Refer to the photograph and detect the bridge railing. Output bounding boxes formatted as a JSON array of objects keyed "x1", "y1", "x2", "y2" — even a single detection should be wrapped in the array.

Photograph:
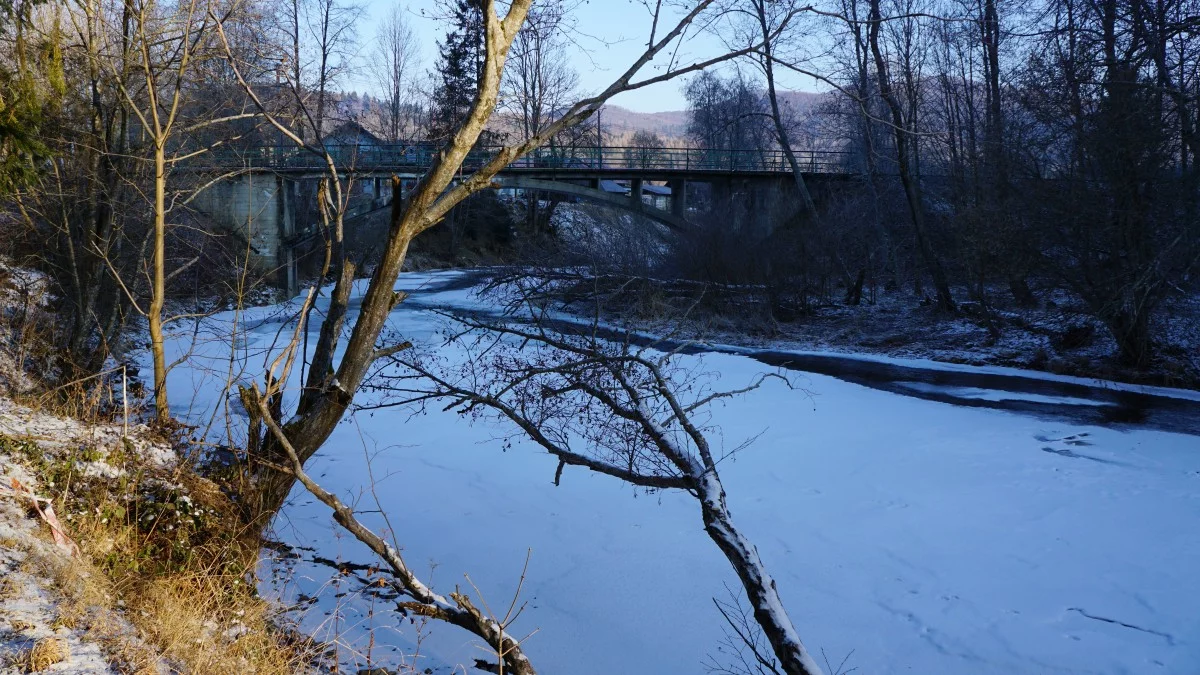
[
  {"x1": 506, "y1": 146, "x2": 850, "y2": 173},
  {"x1": 199, "y1": 143, "x2": 851, "y2": 174}
]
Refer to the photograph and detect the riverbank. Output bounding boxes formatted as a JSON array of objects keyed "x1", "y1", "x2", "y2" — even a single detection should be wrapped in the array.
[
  {"x1": 0, "y1": 394, "x2": 320, "y2": 674},
  {"x1": 0, "y1": 257, "x2": 318, "y2": 675},
  {"x1": 474, "y1": 268, "x2": 1200, "y2": 391}
]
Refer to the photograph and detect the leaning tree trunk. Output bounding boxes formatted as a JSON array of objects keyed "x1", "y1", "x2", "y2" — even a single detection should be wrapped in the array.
[
  {"x1": 248, "y1": 183, "x2": 418, "y2": 523},
  {"x1": 756, "y1": 0, "x2": 816, "y2": 217},
  {"x1": 696, "y1": 473, "x2": 824, "y2": 675}
]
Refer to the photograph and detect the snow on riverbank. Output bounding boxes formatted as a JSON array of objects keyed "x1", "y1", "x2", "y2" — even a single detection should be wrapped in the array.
[
  {"x1": 398, "y1": 270, "x2": 1200, "y2": 404},
  {"x1": 158, "y1": 271, "x2": 1200, "y2": 674},
  {"x1": 0, "y1": 398, "x2": 173, "y2": 674}
]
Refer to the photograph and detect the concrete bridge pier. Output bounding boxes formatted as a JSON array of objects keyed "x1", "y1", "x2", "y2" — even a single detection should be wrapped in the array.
[
  {"x1": 711, "y1": 177, "x2": 732, "y2": 209},
  {"x1": 190, "y1": 173, "x2": 298, "y2": 291},
  {"x1": 747, "y1": 179, "x2": 772, "y2": 234},
  {"x1": 670, "y1": 179, "x2": 687, "y2": 217}
]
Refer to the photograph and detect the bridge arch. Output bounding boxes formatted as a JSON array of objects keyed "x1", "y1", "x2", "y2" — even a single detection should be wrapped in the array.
[{"x1": 491, "y1": 176, "x2": 689, "y2": 230}]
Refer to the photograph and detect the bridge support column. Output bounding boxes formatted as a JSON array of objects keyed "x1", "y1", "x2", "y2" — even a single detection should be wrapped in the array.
[
  {"x1": 749, "y1": 182, "x2": 771, "y2": 234},
  {"x1": 285, "y1": 247, "x2": 298, "y2": 298},
  {"x1": 711, "y1": 178, "x2": 731, "y2": 210},
  {"x1": 670, "y1": 179, "x2": 687, "y2": 217},
  {"x1": 279, "y1": 177, "x2": 299, "y2": 296},
  {"x1": 631, "y1": 178, "x2": 643, "y2": 207}
]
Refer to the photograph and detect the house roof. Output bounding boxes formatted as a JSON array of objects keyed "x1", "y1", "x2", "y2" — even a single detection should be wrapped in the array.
[{"x1": 327, "y1": 120, "x2": 383, "y2": 145}]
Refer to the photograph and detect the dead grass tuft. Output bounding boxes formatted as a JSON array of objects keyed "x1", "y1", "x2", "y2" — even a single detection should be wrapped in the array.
[
  {"x1": 50, "y1": 606, "x2": 79, "y2": 631},
  {"x1": 24, "y1": 636, "x2": 68, "y2": 672}
]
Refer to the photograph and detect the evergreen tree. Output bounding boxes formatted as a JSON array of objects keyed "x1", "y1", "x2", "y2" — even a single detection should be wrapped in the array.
[
  {"x1": 0, "y1": 0, "x2": 57, "y2": 194},
  {"x1": 429, "y1": 0, "x2": 486, "y2": 142}
]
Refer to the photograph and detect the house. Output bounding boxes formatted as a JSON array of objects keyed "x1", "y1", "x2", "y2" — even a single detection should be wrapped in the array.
[
  {"x1": 642, "y1": 183, "x2": 672, "y2": 210},
  {"x1": 325, "y1": 120, "x2": 384, "y2": 147}
]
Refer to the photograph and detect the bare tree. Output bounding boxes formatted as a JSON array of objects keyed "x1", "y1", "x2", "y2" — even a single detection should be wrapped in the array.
[
  {"x1": 369, "y1": 4, "x2": 419, "y2": 142},
  {"x1": 1014, "y1": 0, "x2": 1200, "y2": 364},
  {"x1": 502, "y1": 0, "x2": 577, "y2": 233},
  {"x1": 866, "y1": 0, "x2": 956, "y2": 311},
  {"x1": 685, "y1": 69, "x2": 775, "y2": 164},
  {"x1": 383, "y1": 299, "x2": 825, "y2": 675},
  {"x1": 274, "y1": 0, "x2": 362, "y2": 139},
  {"x1": 213, "y1": 5, "x2": 821, "y2": 670},
  {"x1": 16, "y1": 0, "x2": 135, "y2": 374},
  {"x1": 728, "y1": 0, "x2": 817, "y2": 214},
  {"x1": 86, "y1": 0, "x2": 252, "y2": 420},
  {"x1": 625, "y1": 129, "x2": 666, "y2": 168},
  {"x1": 503, "y1": 0, "x2": 578, "y2": 142}
]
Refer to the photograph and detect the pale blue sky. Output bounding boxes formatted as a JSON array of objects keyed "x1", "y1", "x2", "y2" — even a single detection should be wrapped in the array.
[{"x1": 353, "y1": 0, "x2": 820, "y2": 112}]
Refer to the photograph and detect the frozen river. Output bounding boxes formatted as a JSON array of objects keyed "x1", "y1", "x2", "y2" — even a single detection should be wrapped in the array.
[{"x1": 158, "y1": 270, "x2": 1200, "y2": 674}]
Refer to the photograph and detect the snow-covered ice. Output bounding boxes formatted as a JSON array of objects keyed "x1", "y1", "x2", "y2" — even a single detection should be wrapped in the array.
[
  {"x1": 894, "y1": 381, "x2": 1109, "y2": 406},
  {"x1": 155, "y1": 271, "x2": 1200, "y2": 674}
]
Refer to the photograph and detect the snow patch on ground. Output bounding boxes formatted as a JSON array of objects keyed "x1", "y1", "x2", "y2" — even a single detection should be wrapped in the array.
[
  {"x1": 0, "y1": 257, "x2": 51, "y2": 310},
  {"x1": 0, "y1": 445, "x2": 163, "y2": 675},
  {"x1": 0, "y1": 482, "x2": 118, "y2": 674},
  {"x1": 0, "y1": 398, "x2": 178, "y2": 474},
  {"x1": 0, "y1": 387, "x2": 177, "y2": 674}
]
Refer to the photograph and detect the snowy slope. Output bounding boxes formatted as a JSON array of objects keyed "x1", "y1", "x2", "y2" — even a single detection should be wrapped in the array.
[{"x1": 156, "y1": 272, "x2": 1200, "y2": 675}]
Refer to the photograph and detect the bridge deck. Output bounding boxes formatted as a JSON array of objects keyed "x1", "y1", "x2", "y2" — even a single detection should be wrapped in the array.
[{"x1": 198, "y1": 143, "x2": 852, "y2": 176}]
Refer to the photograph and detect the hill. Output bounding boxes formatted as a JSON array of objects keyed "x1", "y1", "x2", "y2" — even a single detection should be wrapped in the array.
[{"x1": 599, "y1": 90, "x2": 827, "y2": 141}]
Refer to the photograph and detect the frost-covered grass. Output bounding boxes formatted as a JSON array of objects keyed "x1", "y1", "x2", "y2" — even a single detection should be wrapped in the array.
[
  {"x1": 151, "y1": 271, "x2": 1200, "y2": 675},
  {"x1": 0, "y1": 396, "x2": 316, "y2": 674}
]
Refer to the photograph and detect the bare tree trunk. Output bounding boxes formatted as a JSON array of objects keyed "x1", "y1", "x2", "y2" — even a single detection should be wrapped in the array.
[
  {"x1": 697, "y1": 473, "x2": 823, "y2": 675},
  {"x1": 867, "y1": 0, "x2": 955, "y2": 312},
  {"x1": 754, "y1": 0, "x2": 816, "y2": 216},
  {"x1": 149, "y1": 143, "x2": 169, "y2": 421}
]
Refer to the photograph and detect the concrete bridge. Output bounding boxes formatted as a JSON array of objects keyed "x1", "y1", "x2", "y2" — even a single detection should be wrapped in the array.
[{"x1": 187, "y1": 143, "x2": 852, "y2": 290}]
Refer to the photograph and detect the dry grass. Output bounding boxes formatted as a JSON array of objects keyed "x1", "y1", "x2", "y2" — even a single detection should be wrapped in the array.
[
  {"x1": 23, "y1": 636, "x2": 68, "y2": 672},
  {"x1": 13, "y1": 448, "x2": 322, "y2": 675},
  {"x1": 1, "y1": 259, "x2": 322, "y2": 673},
  {"x1": 0, "y1": 576, "x2": 17, "y2": 601}
]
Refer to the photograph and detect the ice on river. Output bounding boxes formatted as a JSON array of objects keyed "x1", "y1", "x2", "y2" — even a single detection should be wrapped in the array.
[{"x1": 156, "y1": 271, "x2": 1200, "y2": 675}]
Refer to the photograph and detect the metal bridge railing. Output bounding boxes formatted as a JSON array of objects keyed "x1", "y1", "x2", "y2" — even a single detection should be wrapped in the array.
[{"x1": 200, "y1": 143, "x2": 851, "y2": 175}]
